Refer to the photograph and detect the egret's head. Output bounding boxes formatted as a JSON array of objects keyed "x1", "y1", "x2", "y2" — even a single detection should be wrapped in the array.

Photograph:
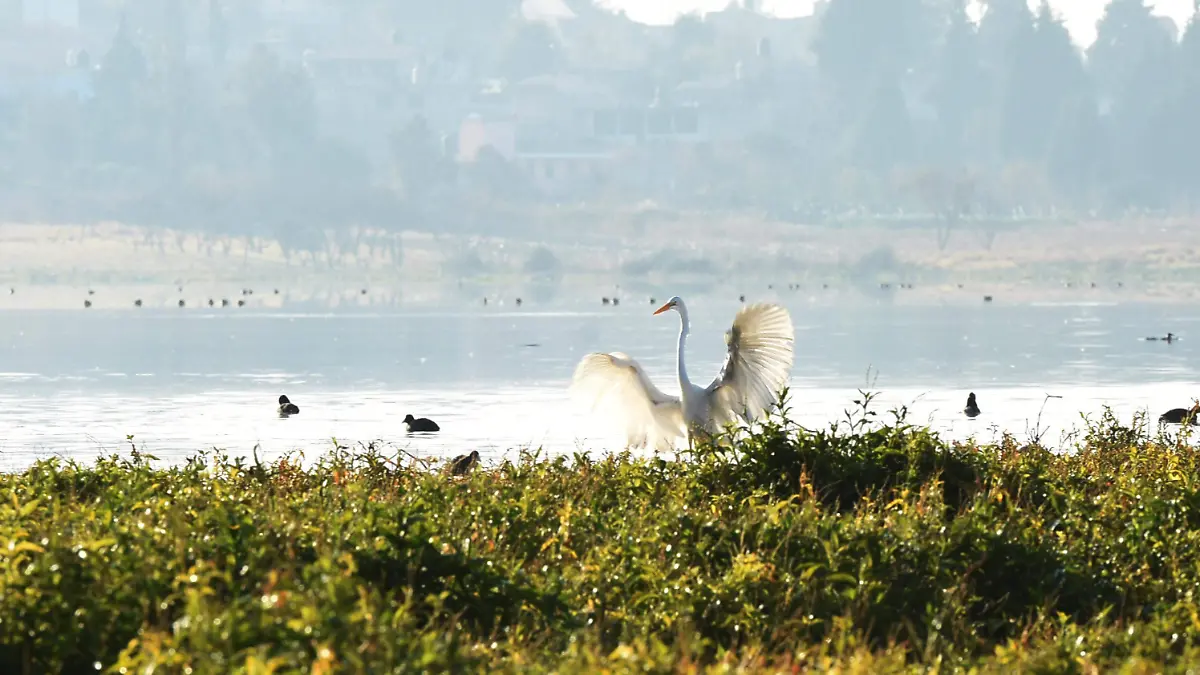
[{"x1": 652, "y1": 296, "x2": 683, "y2": 316}]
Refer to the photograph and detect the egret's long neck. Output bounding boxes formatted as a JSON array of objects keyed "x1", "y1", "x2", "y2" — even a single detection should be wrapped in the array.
[{"x1": 675, "y1": 307, "x2": 691, "y2": 391}]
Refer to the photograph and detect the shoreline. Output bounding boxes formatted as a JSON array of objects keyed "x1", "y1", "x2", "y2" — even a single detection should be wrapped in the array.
[{"x1": 0, "y1": 217, "x2": 1197, "y2": 310}]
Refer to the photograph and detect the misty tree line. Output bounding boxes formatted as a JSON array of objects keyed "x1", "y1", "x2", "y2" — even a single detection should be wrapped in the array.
[
  {"x1": 0, "y1": 0, "x2": 1198, "y2": 252},
  {"x1": 0, "y1": 6, "x2": 441, "y2": 267},
  {"x1": 670, "y1": 0, "x2": 1200, "y2": 221},
  {"x1": 791, "y1": 0, "x2": 1200, "y2": 217}
]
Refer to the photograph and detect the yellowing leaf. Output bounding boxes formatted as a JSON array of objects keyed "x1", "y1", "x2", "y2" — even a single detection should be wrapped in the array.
[
  {"x1": 5, "y1": 540, "x2": 45, "y2": 555},
  {"x1": 18, "y1": 498, "x2": 41, "y2": 517}
]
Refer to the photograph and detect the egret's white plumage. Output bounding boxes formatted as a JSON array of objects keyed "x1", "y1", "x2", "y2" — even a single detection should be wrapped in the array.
[
  {"x1": 570, "y1": 296, "x2": 794, "y2": 449},
  {"x1": 571, "y1": 352, "x2": 686, "y2": 450}
]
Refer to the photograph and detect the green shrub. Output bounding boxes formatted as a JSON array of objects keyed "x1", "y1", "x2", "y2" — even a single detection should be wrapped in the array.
[{"x1": 2, "y1": 400, "x2": 1200, "y2": 672}]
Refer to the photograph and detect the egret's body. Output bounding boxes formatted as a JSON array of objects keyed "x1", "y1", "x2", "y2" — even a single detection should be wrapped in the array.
[{"x1": 571, "y1": 296, "x2": 794, "y2": 450}]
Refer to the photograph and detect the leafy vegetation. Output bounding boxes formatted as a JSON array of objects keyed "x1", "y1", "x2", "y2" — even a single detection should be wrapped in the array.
[{"x1": 3, "y1": 398, "x2": 1200, "y2": 672}]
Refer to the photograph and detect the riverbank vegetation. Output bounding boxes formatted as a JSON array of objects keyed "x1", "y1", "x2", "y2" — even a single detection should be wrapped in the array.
[{"x1": 2, "y1": 400, "x2": 1199, "y2": 672}]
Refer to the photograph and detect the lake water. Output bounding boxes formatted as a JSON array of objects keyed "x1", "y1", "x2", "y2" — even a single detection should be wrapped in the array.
[{"x1": 1, "y1": 297, "x2": 1197, "y2": 470}]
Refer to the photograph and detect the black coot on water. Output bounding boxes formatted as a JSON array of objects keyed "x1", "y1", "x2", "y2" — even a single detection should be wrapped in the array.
[
  {"x1": 964, "y1": 393, "x2": 980, "y2": 418},
  {"x1": 1159, "y1": 403, "x2": 1199, "y2": 425},
  {"x1": 278, "y1": 395, "x2": 300, "y2": 417},
  {"x1": 404, "y1": 414, "x2": 439, "y2": 432}
]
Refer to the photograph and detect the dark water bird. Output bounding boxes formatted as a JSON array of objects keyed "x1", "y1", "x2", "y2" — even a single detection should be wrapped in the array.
[
  {"x1": 88, "y1": 289, "x2": 95, "y2": 295},
  {"x1": 821, "y1": 284, "x2": 828, "y2": 289},
  {"x1": 1090, "y1": 282, "x2": 1096, "y2": 288},
  {"x1": 404, "y1": 414, "x2": 440, "y2": 432},
  {"x1": 767, "y1": 284, "x2": 773, "y2": 290},
  {"x1": 649, "y1": 297, "x2": 656, "y2": 305},
  {"x1": 602, "y1": 297, "x2": 610, "y2": 305},
  {"x1": 278, "y1": 395, "x2": 300, "y2": 416},
  {"x1": 84, "y1": 300, "x2": 91, "y2": 308},
  {"x1": 447, "y1": 450, "x2": 480, "y2": 476},
  {"x1": 515, "y1": 298, "x2": 523, "y2": 306},
  {"x1": 739, "y1": 294, "x2": 745, "y2": 302},
  {"x1": 483, "y1": 298, "x2": 488, "y2": 306},
  {"x1": 237, "y1": 299, "x2": 245, "y2": 307},
  {"x1": 361, "y1": 289, "x2": 367, "y2": 295},
  {"x1": 208, "y1": 299, "x2": 214, "y2": 307},
  {"x1": 274, "y1": 289, "x2": 280, "y2": 294},
  {"x1": 964, "y1": 392, "x2": 980, "y2": 418},
  {"x1": 178, "y1": 299, "x2": 185, "y2": 307},
  {"x1": 221, "y1": 299, "x2": 229, "y2": 307},
  {"x1": 134, "y1": 299, "x2": 142, "y2": 307},
  {"x1": 612, "y1": 297, "x2": 619, "y2": 306},
  {"x1": 1146, "y1": 332, "x2": 1176, "y2": 343},
  {"x1": 1159, "y1": 404, "x2": 1200, "y2": 425},
  {"x1": 1117, "y1": 282, "x2": 1124, "y2": 288},
  {"x1": 880, "y1": 283, "x2": 890, "y2": 290},
  {"x1": 983, "y1": 295, "x2": 993, "y2": 302}
]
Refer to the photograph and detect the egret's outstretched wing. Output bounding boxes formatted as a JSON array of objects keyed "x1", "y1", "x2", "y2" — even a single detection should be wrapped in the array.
[
  {"x1": 705, "y1": 303, "x2": 795, "y2": 427},
  {"x1": 570, "y1": 352, "x2": 685, "y2": 450}
]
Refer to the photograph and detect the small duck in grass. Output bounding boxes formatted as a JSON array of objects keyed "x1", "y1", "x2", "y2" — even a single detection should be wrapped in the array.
[
  {"x1": 447, "y1": 450, "x2": 480, "y2": 476},
  {"x1": 278, "y1": 395, "x2": 300, "y2": 417},
  {"x1": 964, "y1": 392, "x2": 980, "y2": 418},
  {"x1": 1159, "y1": 403, "x2": 1200, "y2": 426},
  {"x1": 404, "y1": 414, "x2": 440, "y2": 432}
]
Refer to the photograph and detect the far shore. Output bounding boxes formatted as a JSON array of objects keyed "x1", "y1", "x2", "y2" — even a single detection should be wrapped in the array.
[{"x1": 1, "y1": 217, "x2": 1199, "y2": 310}]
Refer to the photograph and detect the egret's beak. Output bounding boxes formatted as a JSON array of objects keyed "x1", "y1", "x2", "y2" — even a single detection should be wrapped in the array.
[{"x1": 652, "y1": 301, "x2": 673, "y2": 315}]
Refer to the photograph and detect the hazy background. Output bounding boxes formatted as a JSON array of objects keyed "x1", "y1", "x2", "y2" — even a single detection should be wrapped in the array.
[{"x1": 2, "y1": 0, "x2": 1200, "y2": 303}]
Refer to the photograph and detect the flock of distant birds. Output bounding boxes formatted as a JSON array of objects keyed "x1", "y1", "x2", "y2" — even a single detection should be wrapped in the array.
[
  {"x1": 48, "y1": 286, "x2": 372, "y2": 309},
  {"x1": 0, "y1": 276, "x2": 1150, "y2": 311}
]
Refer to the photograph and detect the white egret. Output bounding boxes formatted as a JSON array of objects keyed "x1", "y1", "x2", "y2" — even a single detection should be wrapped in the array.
[{"x1": 570, "y1": 296, "x2": 794, "y2": 450}]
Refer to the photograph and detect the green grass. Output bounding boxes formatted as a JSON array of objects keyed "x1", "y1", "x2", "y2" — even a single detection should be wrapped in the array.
[{"x1": 3, "y1": 397, "x2": 1200, "y2": 673}]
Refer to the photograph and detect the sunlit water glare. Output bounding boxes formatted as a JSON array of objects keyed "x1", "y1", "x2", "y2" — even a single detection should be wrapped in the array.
[{"x1": 1, "y1": 298, "x2": 1197, "y2": 470}]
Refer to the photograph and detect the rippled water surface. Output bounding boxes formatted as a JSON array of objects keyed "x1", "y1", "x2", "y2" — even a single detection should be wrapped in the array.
[{"x1": 1, "y1": 298, "x2": 1198, "y2": 470}]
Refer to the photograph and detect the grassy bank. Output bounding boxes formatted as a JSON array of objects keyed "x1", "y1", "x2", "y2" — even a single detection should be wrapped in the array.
[
  {"x1": 3, "y1": 402, "x2": 1200, "y2": 673},
  {"x1": 7, "y1": 218, "x2": 1200, "y2": 311}
]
